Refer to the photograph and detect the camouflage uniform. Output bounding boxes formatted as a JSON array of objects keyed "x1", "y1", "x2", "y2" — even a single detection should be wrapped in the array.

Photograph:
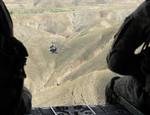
[
  {"x1": 106, "y1": 0, "x2": 150, "y2": 113},
  {"x1": 0, "y1": 0, "x2": 32, "y2": 115}
]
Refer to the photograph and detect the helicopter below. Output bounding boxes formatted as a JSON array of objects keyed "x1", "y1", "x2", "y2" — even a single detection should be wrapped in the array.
[{"x1": 49, "y1": 42, "x2": 58, "y2": 54}]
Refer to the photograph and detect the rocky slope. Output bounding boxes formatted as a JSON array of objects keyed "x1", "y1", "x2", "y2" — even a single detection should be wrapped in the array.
[{"x1": 5, "y1": 0, "x2": 144, "y2": 107}]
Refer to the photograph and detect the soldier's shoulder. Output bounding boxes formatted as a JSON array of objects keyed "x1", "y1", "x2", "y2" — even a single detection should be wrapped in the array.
[
  {"x1": 129, "y1": 1, "x2": 150, "y2": 28},
  {"x1": 132, "y1": 1, "x2": 150, "y2": 18},
  {"x1": 145, "y1": 0, "x2": 150, "y2": 14}
]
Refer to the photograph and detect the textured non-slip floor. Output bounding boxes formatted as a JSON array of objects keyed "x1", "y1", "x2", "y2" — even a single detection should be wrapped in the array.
[{"x1": 29, "y1": 105, "x2": 133, "y2": 115}]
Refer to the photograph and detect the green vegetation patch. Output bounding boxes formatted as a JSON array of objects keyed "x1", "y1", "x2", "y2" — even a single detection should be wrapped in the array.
[
  {"x1": 9, "y1": 7, "x2": 75, "y2": 15},
  {"x1": 48, "y1": 8, "x2": 73, "y2": 13}
]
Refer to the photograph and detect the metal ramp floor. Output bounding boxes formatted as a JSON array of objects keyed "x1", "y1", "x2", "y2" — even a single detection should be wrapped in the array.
[{"x1": 29, "y1": 105, "x2": 133, "y2": 115}]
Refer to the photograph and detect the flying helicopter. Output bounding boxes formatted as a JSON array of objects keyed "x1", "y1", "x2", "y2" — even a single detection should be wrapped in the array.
[{"x1": 49, "y1": 42, "x2": 58, "y2": 54}]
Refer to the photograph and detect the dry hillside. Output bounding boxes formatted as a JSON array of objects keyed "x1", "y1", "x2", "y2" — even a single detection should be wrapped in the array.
[{"x1": 5, "y1": 0, "x2": 144, "y2": 107}]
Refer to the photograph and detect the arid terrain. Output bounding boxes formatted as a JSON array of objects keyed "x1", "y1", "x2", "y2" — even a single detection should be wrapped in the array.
[{"x1": 5, "y1": 0, "x2": 143, "y2": 107}]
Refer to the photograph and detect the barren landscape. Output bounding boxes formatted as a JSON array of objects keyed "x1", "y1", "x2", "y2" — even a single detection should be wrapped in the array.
[{"x1": 5, "y1": 0, "x2": 143, "y2": 107}]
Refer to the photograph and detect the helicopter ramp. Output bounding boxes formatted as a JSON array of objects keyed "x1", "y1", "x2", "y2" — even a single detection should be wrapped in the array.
[{"x1": 29, "y1": 105, "x2": 132, "y2": 115}]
